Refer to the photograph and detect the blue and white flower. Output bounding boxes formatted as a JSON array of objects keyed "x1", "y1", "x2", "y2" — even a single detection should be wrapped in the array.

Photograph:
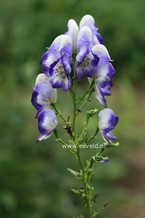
[
  {"x1": 36, "y1": 109, "x2": 58, "y2": 141},
  {"x1": 91, "y1": 44, "x2": 115, "y2": 107},
  {"x1": 41, "y1": 35, "x2": 73, "y2": 91},
  {"x1": 76, "y1": 26, "x2": 100, "y2": 79},
  {"x1": 98, "y1": 108, "x2": 119, "y2": 143},
  {"x1": 78, "y1": 41, "x2": 115, "y2": 107},
  {"x1": 31, "y1": 73, "x2": 57, "y2": 110},
  {"x1": 74, "y1": 15, "x2": 115, "y2": 106},
  {"x1": 79, "y1": 14, "x2": 104, "y2": 45},
  {"x1": 94, "y1": 63, "x2": 115, "y2": 107}
]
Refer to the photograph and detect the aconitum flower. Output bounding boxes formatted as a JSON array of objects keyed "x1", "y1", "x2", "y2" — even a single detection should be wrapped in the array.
[
  {"x1": 66, "y1": 14, "x2": 103, "y2": 56},
  {"x1": 75, "y1": 16, "x2": 111, "y2": 80},
  {"x1": 36, "y1": 109, "x2": 58, "y2": 142},
  {"x1": 79, "y1": 14, "x2": 104, "y2": 45},
  {"x1": 98, "y1": 108, "x2": 119, "y2": 143},
  {"x1": 66, "y1": 15, "x2": 104, "y2": 80},
  {"x1": 41, "y1": 35, "x2": 73, "y2": 91},
  {"x1": 70, "y1": 14, "x2": 115, "y2": 106},
  {"x1": 94, "y1": 63, "x2": 115, "y2": 107},
  {"x1": 91, "y1": 44, "x2": 115, "y2": 107},
  {"x1": 76, "y1": 26, "x2": 100, "y2": 79},
  {"x1": 31, "y1": 74, "x2": 57, "y2": 110},
  {"x1": 86, "y1": 44, "x2": 115, "y2": 107}
]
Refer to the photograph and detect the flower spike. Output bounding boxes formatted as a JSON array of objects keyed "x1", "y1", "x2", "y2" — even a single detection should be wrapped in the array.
[{"x1": 31, "y1": 14, "x2": 118, "y2": 143}]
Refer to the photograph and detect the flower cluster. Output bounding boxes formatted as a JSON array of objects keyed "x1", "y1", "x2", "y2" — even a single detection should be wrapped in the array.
[{"x1": 31, "y1": 14, "x2": 118, "y2": 143}]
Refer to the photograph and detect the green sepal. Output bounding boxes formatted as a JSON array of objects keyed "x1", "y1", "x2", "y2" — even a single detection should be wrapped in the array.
[
  {"x1": 71, "y1": 188, "x2": 84, "y2": 195},
  {"x1": 95, "y1": 155, "x2": 110, "y2": 163},
  {"x1": 67, "y1": 168, "x2": 81, "y2": 178},
  {"x1": 71, "y1": 188, "x2": 81, "y2": 195},
  {"x1": 105, "y1": 141, "x2": 120, "y2": 148},
  {"x1": 87, "y1": 108, "x2": 98, "y2": 117}
]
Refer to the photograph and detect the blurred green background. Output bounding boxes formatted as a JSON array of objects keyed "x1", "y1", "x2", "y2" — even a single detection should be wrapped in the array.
[{"x1": 0, "y1": 0, "x2": 145, "y2": 218}]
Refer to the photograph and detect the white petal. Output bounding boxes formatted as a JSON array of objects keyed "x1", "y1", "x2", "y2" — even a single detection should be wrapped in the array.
[
  {"x1": 45, "y1": 53, "x2": 56, "y2": 67},
  {"x1": 42, "y1": 113, "x2": 57, "y2": 131},
  {"x1": 35, "y1": 74, "x2": 48, "y2": 86},
  {"x1": 67, "y1": 19, "x2": 79, "y2": 53},
  {"x1": 35, "y1": 74, "x2": 57, "y2": 103},
  {"x1": 36, "y1": 94, "x2": 50, "y2": 106},
  {"x1": 95, "y1": 65, "x2": 109, "y2": 81},
  {"x1": 95, "y1": 86, "x2": 105, "y2": 107},
  {"x1": 51, "y1": 35, "x2": 65, "y2": 51},
  {"x1": 80, "y1": 14, "x2": 96, "y2": 29},
  {"x1": 78, "y1": 26, "x2": 92, "y2": 44},
  {"x1": 58, "y1": 35, "x2": 72, "y2": 52},
  {"x1": 98, "y1": 108, "x2": 114, "y2": 129},
  {"x1": 91, "y1": 44, "x2": 111, "y2": 60},
  {"x1": 38, "y1": 132, "x2": 53, "y2": 141}
]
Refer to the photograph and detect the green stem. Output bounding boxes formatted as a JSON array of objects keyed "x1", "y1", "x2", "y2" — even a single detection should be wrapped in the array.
[
  {"x1": 76, "y1": 79, "x2": 95, "y2": 104},
  {"x1": 86, "y1": 127, "x2": 99, "y2": 143},
  {"x1": 54, "y1": 129, "x2": 67, "y2": 145},
  {"x1": 98, "y1": 147, "x2": 105, "y2": 156},
  {"x1": 51, "y1": 103, "x2": 67, "y2": 122},
  {"x1": 78, "y1": 114, "x2": 90, "y2": 142},
  {"x1": 70, "y1": 76, "x2": 94, "y2": 217},
  {"x1": 76, "y1": 80, "x2": 95, "y2": 116},
  {"x1": 72, "y1": 80, "x2": 77, "y2": 132},
  {"x1": 76, "y1": 146, "x2": 93, "y2": 218}
]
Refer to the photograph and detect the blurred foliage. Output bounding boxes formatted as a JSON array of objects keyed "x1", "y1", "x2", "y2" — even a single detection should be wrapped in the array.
[
  {"x1": 1, "y1": 0, "x2": 145, "y2": 86},
  {"x1": 0, "y1": 0, "x2": 145, "y2": 218}
]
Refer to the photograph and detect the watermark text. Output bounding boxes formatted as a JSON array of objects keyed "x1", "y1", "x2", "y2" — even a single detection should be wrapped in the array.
[{"x1": 61, "y1": 143, "x2": 105, "y2": 149}]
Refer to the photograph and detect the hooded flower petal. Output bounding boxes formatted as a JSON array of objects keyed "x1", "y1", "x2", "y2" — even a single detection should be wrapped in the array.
[
  {"x1": 94, "y1": 63, "x2": 115, "y2": 107},
  {"x1": 40, "y1": 35, "x2": 64, "y2": 69},
  {"x1": 36, "y1": 109, "x2": 57, "y2": 141},
  {"x1": 76, "y1": 26, "x2": 99, "y2": 79},
  {"x1": 89, "y1": 44, "x2": 115, "y2": 107},
  {"x1": 80, "y1": 14, "x2": 104, "y2": 45},
  {"x1": 41, "y1": 35, "x2": 72, "y2": 69},
  {"x1": 76, "y1": 32, "x2": 110, "y2": 80},
  {"x1": 41, "y1": 35, "x2": 73, "y2": 91},
  {"x1": 98, "y1": 108, "x2": 119, "y2": 143},
  {"x1": 91, "y1": 44, "x2": 111, "y2": 67},
  {"x1": 31, "y1": 74, "x2": 57, "y2": 110},
  {"x1": 66, "y1": 19, "x2": 79, "y2": 53},
  {"x1": 76, "y1": 26, "x2": 92, "y2": 62}
]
